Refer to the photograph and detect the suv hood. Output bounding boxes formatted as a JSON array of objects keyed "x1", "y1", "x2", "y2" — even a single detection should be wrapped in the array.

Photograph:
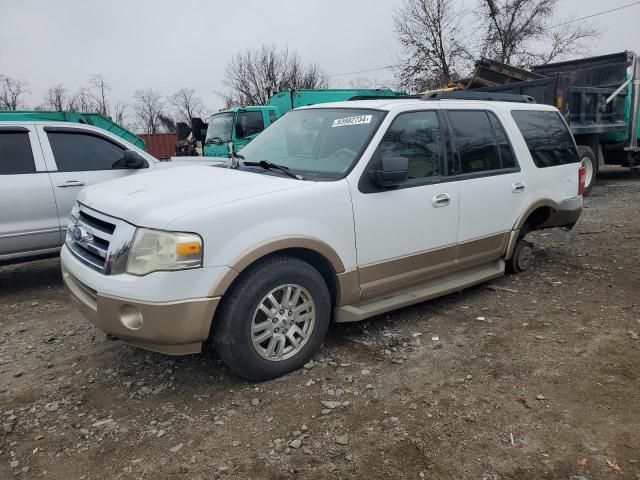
[{"x1": 77, "y1": 165, "x2": 309, "y2": 228}]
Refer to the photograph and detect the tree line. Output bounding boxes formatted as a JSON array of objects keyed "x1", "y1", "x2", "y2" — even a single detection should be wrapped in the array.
[{"x1": 1, "y1": 0, "x2": 597, "y2": 133}]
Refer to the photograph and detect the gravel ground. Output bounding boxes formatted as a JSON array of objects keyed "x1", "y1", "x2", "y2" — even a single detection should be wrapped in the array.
[{"x1": 1, "y1": 167, "x2": 639, "y2": 480}]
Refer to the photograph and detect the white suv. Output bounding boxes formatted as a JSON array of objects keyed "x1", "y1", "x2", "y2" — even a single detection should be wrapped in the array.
[{"x1": 61, "y1": 95, "x2": 584, "y2": 380}]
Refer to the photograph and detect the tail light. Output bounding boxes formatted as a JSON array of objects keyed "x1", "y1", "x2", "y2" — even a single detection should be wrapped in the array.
[{"x1": 578, "y1": 165, "x2": 586, "y2": 195}]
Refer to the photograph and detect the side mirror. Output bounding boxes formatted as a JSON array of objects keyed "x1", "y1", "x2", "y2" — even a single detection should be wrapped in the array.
[
  {"x1": 123, "y1": 150, "x2": 148, "y2": 169},
  {"x1": 227, "y1": 141, "x2": 234, "y2": 158},
  {"x1": 370, "y1": 156, "x2": 409, "y2": 188}
]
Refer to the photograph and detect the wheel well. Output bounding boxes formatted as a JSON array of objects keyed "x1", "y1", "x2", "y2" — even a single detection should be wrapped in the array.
[
  {"x1": 520, "y1": 206, "x2": 553, "y2": 235},
  {"x1": 228, "y1": 248, "x2": 339, "y2": 306}
]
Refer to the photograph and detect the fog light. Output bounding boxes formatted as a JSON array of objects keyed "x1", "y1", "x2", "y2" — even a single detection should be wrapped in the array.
[{"x1": 119, "y1": 305, "x2": 143, "y2": 330}]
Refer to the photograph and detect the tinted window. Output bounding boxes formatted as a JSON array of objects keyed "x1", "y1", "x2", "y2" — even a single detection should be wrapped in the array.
[
  {"x1": 487, "y1": 112, "x2": 517, "y2": 169},
  {"x1": 0, "y1": 132, "x2": 36, "y2": 175},
  {"x1": 379, "y1": 111, "x2": 444, "y2": 182},
  {"x1": 48, "y1": 132, "x2": 126, "y2": 172},
  {"x1": 511, "y1": 110, "x2": 579, "y2": 167},
  {"x1": 268, "y1": 110, "x2": 278, "y2": 124},
  {"x1": 236, "y1": 111, "x2": 264, "y2": 138},
  {"x1": 448, "y1": 111, "x2": 501, "y2": 174}
]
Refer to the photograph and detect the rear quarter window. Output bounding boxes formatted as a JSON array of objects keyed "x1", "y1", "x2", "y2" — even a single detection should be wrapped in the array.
[{"x1": 511, "y1": 110, "x2": 579, "y2": 167}]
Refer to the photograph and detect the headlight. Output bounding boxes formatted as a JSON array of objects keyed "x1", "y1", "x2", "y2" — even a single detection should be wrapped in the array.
[{"x1": 126, "y1": 228, "x2": 203, "y2": 276}]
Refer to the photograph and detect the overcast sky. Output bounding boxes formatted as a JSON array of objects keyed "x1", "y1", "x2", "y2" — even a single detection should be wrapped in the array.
[{"x1": 1, "y1": 0, "x2": 639, "y2": 116}]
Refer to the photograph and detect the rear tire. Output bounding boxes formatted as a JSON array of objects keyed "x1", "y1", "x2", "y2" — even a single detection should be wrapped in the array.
[
  {"x1": 507, "y1": 239, "x2": 534, "y2": 274},
  {"x1": 211, "y1": 255, "x2": 331, "y2": 381},
  {"x1": 577, "y1": 145, "x2": 597, "y2": 196}
]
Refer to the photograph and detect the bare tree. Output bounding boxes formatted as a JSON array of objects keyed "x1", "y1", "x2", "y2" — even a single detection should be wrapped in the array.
[
  {"x1": 112, "y1": 101, "x2": 127, "y2": 126},
  {"x1": 0, "y1": 75, "x2": 29, "y2": 110},
  {"x1": 480, "y1": 0, "x2": 598, "y2": 67},
  {"x1": 43, "y1": 85, "x2": 70, "y2": 111},
  {"x1": 88, "y1": 74, "x2": 111, "y2": 116},
  {"x1": 394, "y1": 0, "x2": 473, "y2": 92},
  {"x1": 223, "y1": 45, "x2": 328, "y2": 106},
  {"x1": 169, "y1": 88, "x2": 205, "y2": 125},
  {"x1": 133, "y1": 89, "x2": 167, "y2": 134},
  {"x1": 68, "y1": 87, "x2": 94, "y2": 112}
]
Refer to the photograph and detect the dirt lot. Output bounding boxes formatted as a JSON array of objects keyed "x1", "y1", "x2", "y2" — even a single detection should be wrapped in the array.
[{"x1": 1, "y1": 168, "x2": 639, "y2": 480}]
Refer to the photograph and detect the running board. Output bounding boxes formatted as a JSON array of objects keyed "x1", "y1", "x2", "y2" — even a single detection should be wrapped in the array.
[{"x1": 334, "y1": 260, "x2": 505, "y2": 323}]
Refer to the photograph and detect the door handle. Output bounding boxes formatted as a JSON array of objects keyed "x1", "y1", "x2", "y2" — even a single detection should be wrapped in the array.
[
  {"x1": 431, "y1": 193, "x2": 451, "y2": 207},
  {"x1": 57, "y1": 180, "x2": 86, "y2": 188},
  {"x1": 512, "y1": 181, "x2": 526, "y2": 193}
]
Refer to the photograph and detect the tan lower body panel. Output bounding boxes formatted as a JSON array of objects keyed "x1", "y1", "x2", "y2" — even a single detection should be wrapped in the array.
[
  {"x1": 62, "y1": 267, "x2": 219, "y2": 355},
  {"x1": 335, "y1": 259, "x2": 505, "y2": 323},
  {"x1": 357, "y1": 233, "x2": 508, "y2": 299}
]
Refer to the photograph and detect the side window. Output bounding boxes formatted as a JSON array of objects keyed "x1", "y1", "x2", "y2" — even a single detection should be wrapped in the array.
[
  {"x1": 47, "y1": 132, "x2": 126, "y2": 172},
  {"x1": 511, "y1": 110, "x2": 579, "y2": 167},
  {"x1": 448, "y1": 110, "x2": 501, "y2": 174},
  {"x1": 487, "y1": 112, "x2": 517, "y2": 169},
  {"x1": 0, "y1": 131, "x2": 36, "y2": 175},
  {"x1": 378, "y1": 111, "x2": 444, "y2": 182},
  {"x1": 268, "y1": 110, "x2": 278, "y2": 124},
  {"x1": 236, "y1": 111, "x2": 265, "y2": 139}
]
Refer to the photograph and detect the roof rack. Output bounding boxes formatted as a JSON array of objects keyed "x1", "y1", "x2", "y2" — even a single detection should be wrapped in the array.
[
  {"x1": 421, "y1": 91, "x2": 535, "y2": 103},
  {"x1": 347, "y1": 94, "x2": 421, "y2": 101}
]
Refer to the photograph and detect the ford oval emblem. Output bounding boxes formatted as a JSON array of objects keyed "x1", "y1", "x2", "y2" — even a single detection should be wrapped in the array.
[
  {"x1": 71, "y1": 225, "x2": 92, "y2": 243},
  {"x1": 71, "y1": 225, "x2": 83, "y2": 241}
]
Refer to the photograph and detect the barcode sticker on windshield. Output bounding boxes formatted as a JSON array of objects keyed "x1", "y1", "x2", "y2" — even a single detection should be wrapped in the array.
[{"x1": 332, "y1": 115, "x2": 373, "y2": 128}]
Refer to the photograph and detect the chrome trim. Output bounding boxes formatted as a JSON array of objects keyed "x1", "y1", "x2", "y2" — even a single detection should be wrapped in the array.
[
  {"x1": 0, "y1": 228, "x2": 61, "y2": 239},
  {"x1": 66, "y1": 204, "x2": 135, "y2": 275}
]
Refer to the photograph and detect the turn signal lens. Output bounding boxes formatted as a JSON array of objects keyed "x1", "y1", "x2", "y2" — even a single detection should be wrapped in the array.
[{"x1": 176, "y1": 242, "x2": 202, "y2": 256}]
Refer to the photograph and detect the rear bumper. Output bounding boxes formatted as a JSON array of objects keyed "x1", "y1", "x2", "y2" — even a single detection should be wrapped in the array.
[
  {"x1": 61, "y1": 259, "x2": 220, "y2": 355},
  {"x1": 540, "y1": 196, "x2": 583, "y2": 229}
]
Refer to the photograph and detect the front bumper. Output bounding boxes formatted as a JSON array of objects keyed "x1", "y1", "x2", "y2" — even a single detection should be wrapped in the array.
[{"x1": 61, "y1": 251, "x2": 221, "y2": 355}]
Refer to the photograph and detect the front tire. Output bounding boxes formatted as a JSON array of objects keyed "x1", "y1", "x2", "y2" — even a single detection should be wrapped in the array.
[
  {"x1": 577, "y1": 145, "x2": 597, "y2": 196},
  {"x1": 211, "y1": 256, "x2": 331, "y2": 381}
]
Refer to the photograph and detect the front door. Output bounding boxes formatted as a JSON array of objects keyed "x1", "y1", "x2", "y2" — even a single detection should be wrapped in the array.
[
  {"x1": 350, "y1": 110, "x2": 460, "y2": 299},
  {"x1": 234, "y1": 110, "x2": 266, "y2": 152},
  {"x1": 0, "y1": 126, "x2": 60, "y2": 258},
  {"x1": 37, "y1": 126, "x2": 144, "y2": 235}
]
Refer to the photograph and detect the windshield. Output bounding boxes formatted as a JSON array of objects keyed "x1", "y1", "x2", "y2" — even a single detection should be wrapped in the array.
[
  {"x1": 205, "y1": 112, "x2": 234, "y2": 144},
  {"x1": 237, "y1": 108, "x2": 386, "y2": 179}
]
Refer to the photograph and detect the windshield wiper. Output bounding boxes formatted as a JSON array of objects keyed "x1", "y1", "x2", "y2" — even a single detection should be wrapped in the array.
[
  {"x1": 242, "y1": 160, "x2": 304, "y2": 180},
  {"x1": 205, "y1": 136, "x2": 224, "y2": 145}
]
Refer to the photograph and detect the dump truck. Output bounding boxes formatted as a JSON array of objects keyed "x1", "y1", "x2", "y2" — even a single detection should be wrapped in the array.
[
  {"x1": 462, "y1": 51, "x2": 640, "y2": 193},
  {"x1": 203, "y1": 88, "x2": 407, "y2": 157},
  {"x1": 0, "y1": 111, "x2": 146, "y2": 151}
]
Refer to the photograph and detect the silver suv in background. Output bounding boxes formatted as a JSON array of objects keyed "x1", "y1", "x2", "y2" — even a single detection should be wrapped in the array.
[{"x1": 0, "y1": 121, "x2": 156, "y2": 264}]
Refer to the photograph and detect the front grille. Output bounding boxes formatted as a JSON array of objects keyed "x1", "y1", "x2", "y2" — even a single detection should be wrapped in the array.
[{"x1": 67, "y1": 206, "x2": 117, "y2": 273}]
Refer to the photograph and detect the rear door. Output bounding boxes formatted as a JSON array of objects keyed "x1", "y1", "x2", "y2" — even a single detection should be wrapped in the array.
[
  {"x1": 445, "y1": 108, "x2": 525, "y2": 266},
  {"x1": 0, "y1": 126, "x2": 61, "y2": 258},
  {"x1": 37, "y1": 126, "x2": 147, "y2": 234}
]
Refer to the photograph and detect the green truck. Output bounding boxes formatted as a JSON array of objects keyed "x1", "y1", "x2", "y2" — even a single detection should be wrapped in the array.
[
  {"x1": 203, "y1": 88, "x2": 406, "y2": 157},
  {"x1": 0, "y1": 111, "x2": 146, "y2": 150}
]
